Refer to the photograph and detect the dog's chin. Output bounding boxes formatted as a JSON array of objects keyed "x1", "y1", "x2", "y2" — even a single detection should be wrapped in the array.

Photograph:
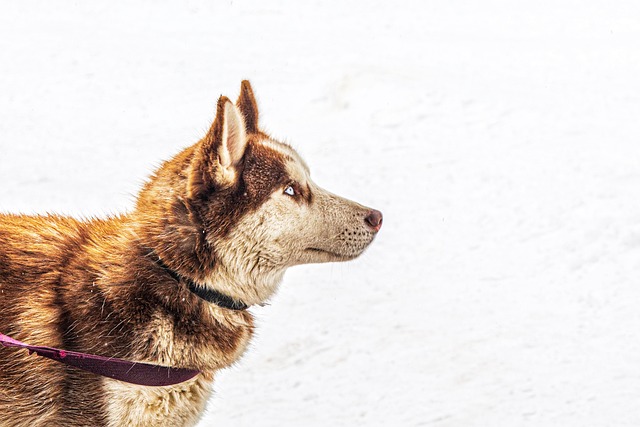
[{"x1": 301, "y1": 247, "x2": 362, "y2": 264}]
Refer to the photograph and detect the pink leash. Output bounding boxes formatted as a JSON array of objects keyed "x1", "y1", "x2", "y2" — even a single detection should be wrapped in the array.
[{"x1": 0, "y1": 332, "x2": 199, "y2": 387}]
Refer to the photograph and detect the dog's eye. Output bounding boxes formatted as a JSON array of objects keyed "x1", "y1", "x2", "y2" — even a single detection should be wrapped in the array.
[{"x1": 284, "y1": 185, "x2": 295, "y2": 196}]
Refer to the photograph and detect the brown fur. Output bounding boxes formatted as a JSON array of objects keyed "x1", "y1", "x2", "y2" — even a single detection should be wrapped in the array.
[{"x1": 0, "y1": 81, "x2": 381, "y2": 426}]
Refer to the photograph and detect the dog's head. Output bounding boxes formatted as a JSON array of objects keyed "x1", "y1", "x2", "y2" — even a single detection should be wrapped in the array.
[{"x1": 139, "y1": 81, "x2": 382, "y2": 305}]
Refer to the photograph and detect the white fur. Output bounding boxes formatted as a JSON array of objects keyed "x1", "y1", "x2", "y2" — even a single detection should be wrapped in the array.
[{"x1": 104, "y1": 376, "x2": 213, "y2": 427}]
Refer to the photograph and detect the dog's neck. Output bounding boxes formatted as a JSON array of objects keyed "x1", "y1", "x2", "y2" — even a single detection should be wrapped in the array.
[
  {"x1": 153, "y1": 253, "x2": 249, "y2": 311},
  {"x1": 132, "y1": 163, "x2": 287, "y2": 308}
]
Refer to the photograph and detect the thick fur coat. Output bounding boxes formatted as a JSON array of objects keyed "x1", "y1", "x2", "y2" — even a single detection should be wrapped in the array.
[{"x1": 0, "y1": 81, "x2": 382, "y2": 426}]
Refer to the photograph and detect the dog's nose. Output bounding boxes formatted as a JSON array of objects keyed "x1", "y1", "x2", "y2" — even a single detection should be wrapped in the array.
[{"x1": 365, "y1": 209, "x2": 383, "y2": 232}]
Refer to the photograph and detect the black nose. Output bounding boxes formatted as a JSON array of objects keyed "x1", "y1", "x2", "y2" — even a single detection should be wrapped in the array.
[{"x1": 365, "y1": 209, "x2": 383, "y2": 231}]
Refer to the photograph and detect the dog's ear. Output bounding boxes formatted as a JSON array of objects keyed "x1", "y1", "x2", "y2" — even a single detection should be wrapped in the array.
[
  {"x1": 236, "y1": 80, "x2": 259, "y2": 134},
  {"x1": 188, "y1": 96, "x2": 248, "y2": 198}
]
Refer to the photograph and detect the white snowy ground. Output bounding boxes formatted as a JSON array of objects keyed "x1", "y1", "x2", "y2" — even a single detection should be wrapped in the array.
[{"x1": 2, "y1": 1, "x2": 640, "y2": 426}]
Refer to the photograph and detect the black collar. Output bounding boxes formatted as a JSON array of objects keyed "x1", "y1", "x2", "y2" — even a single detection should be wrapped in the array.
[{"x1": 154, "y1": 255, "x2": 249, "y2": 311}]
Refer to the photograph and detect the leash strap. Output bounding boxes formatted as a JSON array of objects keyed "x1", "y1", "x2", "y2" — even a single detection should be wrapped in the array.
[{"x1": 0, "y1": 332, "x2": 200, "y2": 387}]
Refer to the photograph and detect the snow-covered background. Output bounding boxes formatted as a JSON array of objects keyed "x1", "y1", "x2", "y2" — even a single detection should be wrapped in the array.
[{"x1": 2, "y1": 1, "x2": 640, "y2": 425}]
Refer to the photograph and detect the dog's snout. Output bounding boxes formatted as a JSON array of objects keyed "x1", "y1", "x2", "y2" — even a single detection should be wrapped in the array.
[{"x1": 364, "y1": 209, "x2": 383, "y2": 232}]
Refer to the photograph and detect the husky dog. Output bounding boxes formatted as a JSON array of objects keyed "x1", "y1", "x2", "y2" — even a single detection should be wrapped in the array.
[{"x1": 0, "y1": 81, "x2": 382, "y2": 426}]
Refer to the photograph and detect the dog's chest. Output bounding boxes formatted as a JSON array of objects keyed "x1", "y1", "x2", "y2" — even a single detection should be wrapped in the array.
[{"x1": 103, "y1": 376, "x2": 213, "y2": 427}]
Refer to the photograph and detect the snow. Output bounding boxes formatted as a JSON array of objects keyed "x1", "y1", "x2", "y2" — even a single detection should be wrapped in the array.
[{"x1": 1, "y1": 1, "x2": 640, "y2": 425}]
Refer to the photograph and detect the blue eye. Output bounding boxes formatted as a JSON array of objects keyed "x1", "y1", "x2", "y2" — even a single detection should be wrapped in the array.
[{"x1": 284, "y1": 185, "x2": 295, "y2": 196}]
